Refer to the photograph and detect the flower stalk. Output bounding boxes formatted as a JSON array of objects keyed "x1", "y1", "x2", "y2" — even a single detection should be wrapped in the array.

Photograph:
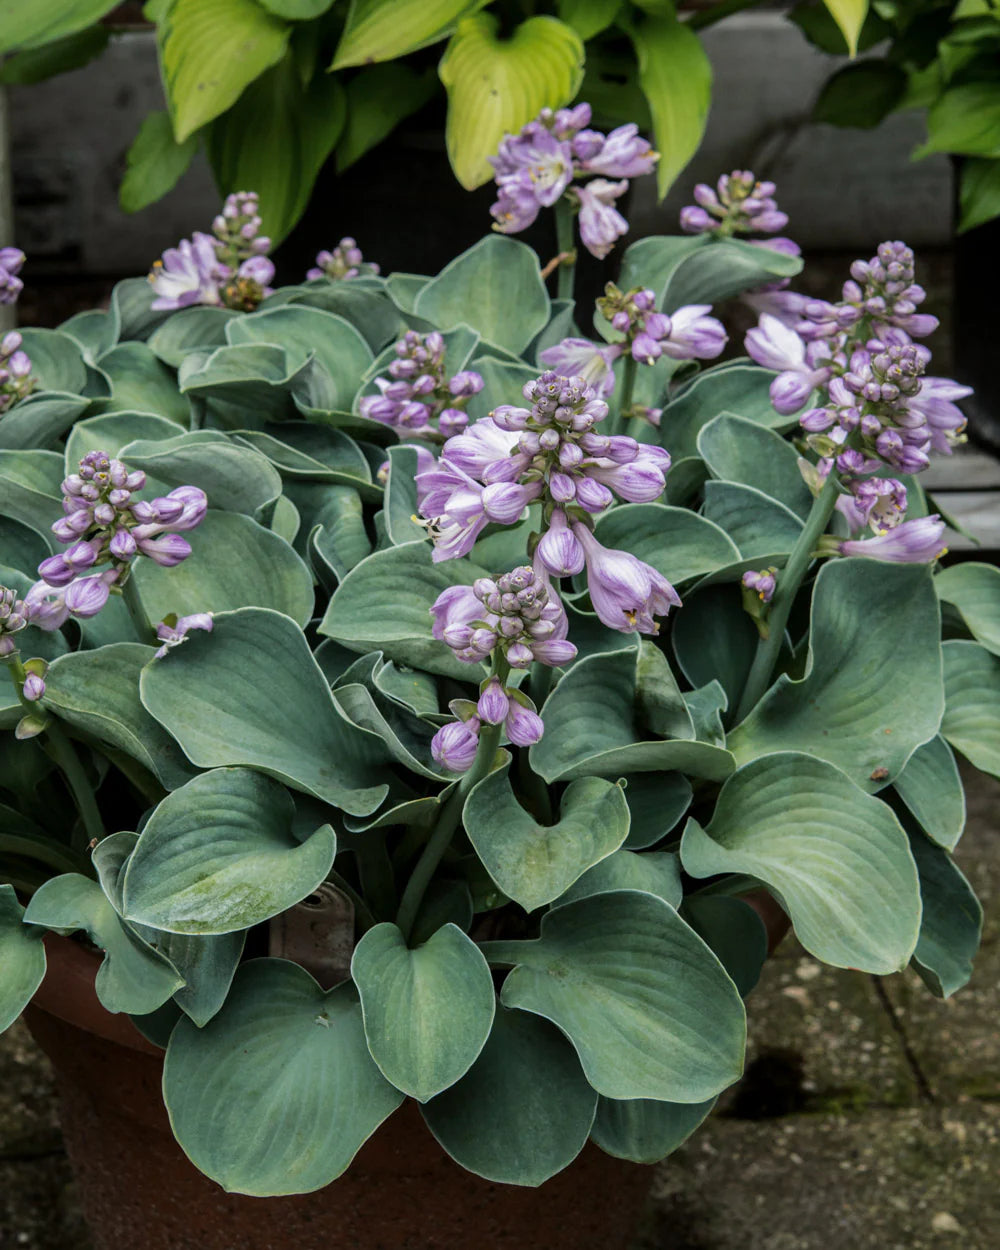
[{"x1": 553, "y1": 197, "x2": 576, "y2": 302}]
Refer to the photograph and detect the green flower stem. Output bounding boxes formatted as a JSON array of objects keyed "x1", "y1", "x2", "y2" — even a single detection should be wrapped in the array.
[
  {"x1": 609, "y1": 353, "x2": 638, "y2": 437},
  {"x1": 119, "y1": 571, "x2": 156, "y2": 645},
  {"x1": 554, "y1": 198, "x2": 576, "y2": 303},
  {"x1": 733, "y1": 471, "x2": 842, "y2": 724},
  {"x1": 396, "y1": 656, "x2": 509, "y2": 943}
]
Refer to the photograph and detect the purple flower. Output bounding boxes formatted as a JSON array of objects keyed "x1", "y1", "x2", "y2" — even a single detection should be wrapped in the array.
[
  {"x1": 22, "y1": 673, "x2": 45, "y2": 702},
  {"x1": 581, "y1": 124, "x2": 658, "y2": 178},
  {"x1": 133, "y1": 532, "x2": 193, "y2": 567},
  {"x1": 536, "y1": 508, "x2": 586, "y2": 576},
  {"x1": 0, "y1": 247, "x2": 25, "y2": 305},
  {"x1": 505, "y1": 698, "x2": 545, "y2": 747},
  {"x1": 538, "y1": 338, "x2": 621, "y2": 397},
  {"x1": 836, "y1": 477, "x2": 908, "y2": 533},
  {"x1": 63, "y1": 570, "x2": 117, "y2": 618},
  {"x1": 477, "y1": 679, "x2": 510, "y2": 726},
  {"x1": 584, "y1": 445, "x2": 672, "y2": 504},
  {"x1": 680, "y1": 172, "x2": 787, "y2": 237},
  {"x1": 22, "y1": 581, "x2": 69, "y2": 631},
  {"x1": 575, "y1": 179, "x2": 629, "y2": 260},
  {"x1": 742, "y1": 568, "x2": 777, "y2": 603},
  {"x1": 745, "y1": 314, "x2": 833, "y2": 414},
  {"x1": 907, "y1": 376, "x2": 971, "y2": 455},
  {"x1": 154, "y1": 612, "x2": 214, "y2": 659},
  {"x1": 307, "y1": 237, "x2": 379, "y2": 282},
  {"x1": 838, "y1": 515, "x2": 947, "y2": 563},
  {"x1": 149, "y1": 232, "x2": 224, "y2": 311},
  {"x1": 658, "y1": 305, "x2": 727, "y2": 360},
  {"x1": 573, "y1": 524, "x2": 680, "y2": 634},
  {"x1": 431, "y1": 717, "x2": 481, "y2": 772}
]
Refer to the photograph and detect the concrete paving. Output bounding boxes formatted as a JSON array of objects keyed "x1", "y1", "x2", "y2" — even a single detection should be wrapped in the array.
[{"x1": 2, "y1": 765, "x2": 998, "y2": 1249}]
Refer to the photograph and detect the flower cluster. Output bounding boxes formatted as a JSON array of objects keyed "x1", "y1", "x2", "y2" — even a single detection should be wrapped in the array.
[
  {"x1": 741, "y1": 568, "x2": 777, "y2": 604},
  {"x1": 431, "y1": 682, "x2": 545, "y2": 773},
  {"x1": 360, "y1": 332, "x2": 484, "y2": 439},
  {"x1": 490, "y1": 103, "x2": 657, "y2": 259},
  {"x1": 0, "y1": 587, "x2": 27, "y2": 657},
  {"x1": 34, "y1": 451, "x2": 207, "y2": 621},
  {"x1": 0, "y1": 331, "x2": 35, "y2": 415},
  {"x1": 149, "y1": 192, "x2": 275, "y2": 313},
  {"x1": 0, "y1": 247, "x2": 25, "y2": 305},
  {"x1": 680, "y1": 172, "x2": 788, "y2": 238},
  {"x1": 596, "y1": 285, "x2": 726, "y2": 366},
  {"x1": 307, "y1": 237, "x2": 379, "y2": 282},
  {"x1": 418, "y1": 370, "x2": 681, "y2": 636}
]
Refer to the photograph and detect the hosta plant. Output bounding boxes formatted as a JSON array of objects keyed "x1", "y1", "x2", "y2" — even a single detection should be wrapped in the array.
[{"x1": 0, "y1": 148, "x2": 993, "y2": 1196}]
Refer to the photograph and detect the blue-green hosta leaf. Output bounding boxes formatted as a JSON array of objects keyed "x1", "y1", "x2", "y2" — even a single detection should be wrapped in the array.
[
  {"x1": 15, "y1": 328, "x2": 87, "y2": 395},
  {"x1": 663, "y1": 239, "x2": 803, "y2": 312},
  {"x1": 320, "y1": 542, "x2": 491, "y2": 681},
  {"x1": 935, "y1": 562, "x2": 1000, "y2": 656},
  {"x1": 132, "y1": 509, "x2": 315, "y2": 629},
  {"x1": 108, "y1": 277, "x2": 171, "y2": 343},
  {"x1": 486, "y1": 891, "x2": 746, "y2": 1102},
  {"x1": 0, "y1": 393, "x2": 91, "y2": 452},
  {"x1": 233, "y1": 427, "x2": 380, "y2": 500},
  {"x1": 682, "y1": 896, "x2": 769, "y2": 998},
  {"x1": 119, "y1": 431, "x2": 283, "y2": 519},
  {"x1": 591, "y1": 1095, "x2": 715, "y2": 1165},
  {"x1": 92, "y1": 832, "x2": 245, "y2": 1026},
  {"x1": 147, "y1": 308, "x2": 240, "y2": 369},
  {"x1": 684, "y1": 680, "x2": 728, "y2": 746},
  {"x1": 65, "y1": 410, "x2": 181, "y2": 478},
  {"x1": 0, "y1": 885, "x2": 46, "y2": 1032},
  {"x1": 702, "y1": 481, "x2": 804, "y2": 557},
  {"x1": 351, "y1": 922, "x2": 495, "y2": 1102},
  {"x1": 0, "y1": 516, "x2": 50, "y2": 577},
  {"x1": 613, "y1": 236, "x2": 710, "y2": 320},
  {"x1": 464, "y1": 356, "x2": 539, "y2": 423},
  {"x1": 414, "y1": 236, "x2": 550, "y2": 356},
  {"x1": 559, "y1": 849, "x2": 683, "y2": 908},
  {"x1": 622, "y1": 772, "x2": 693, "y2": 850},
  {"x1": 440, "y1": 14, "x2": 584, "y2": 190},
  {"x1": 530, "y1": 648, "x2": 735, "y2": 783},
  {"x1": 593, "y1": 503, "x2": 740, "y2": 586},
  {"x1": 697, "y1": 413, "x2": 814, "y2": 520},
  {"x1": 163, "y1": 960, "x2": 403, "y2": 1195},
  {"x1": 284, "y1": 281, "x2": 403, "y2": 354},
  {"x1": 122, "y1": 767, "x2": 335, "y2": 935},
  {"x1": 0, "y1": 449, "x2": 63, "y2": 541},
  {"x1": 160, "y1": 0, "x2": 290, "y2": 143},
  {"x1": 227, "y1": 306, "x2": 373, "y2": 412},
  {"x1": 907, "y1": 828, "x2": 981, "y2": 998},
  {"x1": 893, "y1": 735, "x2": 965, "y2": 851},
  {"x1": 60, "y1": 310, "x2": 115, "y2": 363},
  {"x1": 672, "y1": 582, "x2": 758, "y2": 713},
  {"x1": 24, "y1": 874, "x2": 183, "y2": 1015},
  {"x1": 384, "y1": 445, "x2": 425, "y2": 546},
  {"x1": 941, "y1": 640, "x2": 1000, "y2": 779},
  {"x1": 463, "y1": 760, "x2": 630, "y2": 912},
  {"x1": 421, "y1": 1004, "x2": 597, "y2": 1186},
  {"x1": 681, "y1": 753, "x2": 921, "y2": 973},
  {"x1": 656, "y1": 365, "x2": 786, "y2": 460},
  {"x1": 41, "y1": 644, "x2": 198, "y2": 791},
  {"x1": 178, "y1": 345, "x2": 316, "y2": 422},
  {"x1": 332, "y1": 0, "x2": 480, "y2": 67},
  {"x1": 728, "y1": 561, "x2": 943, "y2": 792},
  {"x1": 140, "y1": 608, "x2": 391, "y2": 817},
  {"x1": 285, "y1": 481, "x2": 371, "y2": 580},
  {"x1": 96, "y1": 342, "x2": 189, "y2": 423}
]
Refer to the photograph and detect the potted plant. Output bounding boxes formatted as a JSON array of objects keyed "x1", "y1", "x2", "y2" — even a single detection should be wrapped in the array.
[{"x1": 0, "y1": 106, "x2": 992, "y2": 1250}]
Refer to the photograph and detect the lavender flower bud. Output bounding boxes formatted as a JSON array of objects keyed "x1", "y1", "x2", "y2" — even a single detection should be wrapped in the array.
[
  {"x1": 477, "y1": 679, "x2": 510, "y2": 725},
  {"x1": 431, "y1": 717, "x2": 481, "y2": 772},
  {"x1": 505, "y1": 698, "x2": 545, "y2": 747},
  {"x1": 22, "y1": 673, "x2": 45, "y2": 701},
  {"x1": 63, "y1": 572, "x2": 114, "y2": 618},
  {"x1": 135, "y1": 533, "x2": 192, "y2": 567},
  {"x1": 742, "y1": 568, "x2": 777, "y2": 603}
]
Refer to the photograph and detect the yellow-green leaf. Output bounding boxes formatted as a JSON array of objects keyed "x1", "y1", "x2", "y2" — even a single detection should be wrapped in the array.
[
  {"x1": 160, "y1": 0, "x2": 291, "y2": 143},
  {"x1": 440, "y1": 13, "x2": 585, "y2": 191},
  {"x1": 821, "y1": 0, "x2": 869, "y2": 57},
  {"x1": 333, "y1": 0, "x2": 484, "y2": 69},
  {"x1": 631, "y1": 11, "x2": 711, "y2": 199}
]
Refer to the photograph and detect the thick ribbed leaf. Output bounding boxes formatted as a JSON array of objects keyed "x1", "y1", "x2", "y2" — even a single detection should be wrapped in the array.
[
  {"x1": 464, "y1": 760, "x2": 629, "y2": 912},
  {"x1": 0, "y1": 449, "x2": 63, "y2": 538},
  {"x1": 384, "y1": 445, "x2": 425, "y2": 546},
  {"x1": 65, "y1": 411, "x2": 180, "y2": 475},
  {"x1": 697, "y1": 413, "x2": 813, "y2": 519},
  {"x1": 133, "y1": 509, "x2": 314, "y2": 628},
  {"x1": 421, "y1": 1005, "x2": 597, "y2": 1186},
  {"x1": 120, "y1": 431, "x2": 282, "y2": 518},
  {"x1": 140, "y1": 608, "x2": 390, "y2": 817},
  {"x1": 681, "y1": 753, "x2": 921, "y2": 973},
  {"x1": 702, "y1": 481, "x2": 804, "y2": 557},
  {"x1": 941, "y1": 640, "x2": 1000, "y2": 778},
  {"x1": 559, "y1": 850, "x2": 682, "y2": 908},
  {"x1": 440, "y1": 14, "x2": 584, "y2": 190},
  {"x1": 96, "y1": 342, "x2": 189, "y2": 423},
  {"x1": 320, "y1": 542, "x2": 489, "y2": 681},
  {"x1": 24, "y1": 875, "x2": 183, "y2": 1015},
  {"x1": 0, "y1": 516, "x2": 49, "y2": 576},
  {"x1": 147, "y1": 308, "x2": 239, "y2": 368},
  {"x1": 123, "y1": 768, "x2": 335, "y2": 935},
  {"x1": 908, "y1": 828, "x2": 981, "y2": 998},
  {"x1": 333, "y1": 0, "x2": 478, "y2": 67},
  {"x1": 656, "y1": 365, "x2": 785, "y2": 460},
  {"x1": 414, "y1": 237, "x2": 549, "y2": 356},
  {"x1": 672, "y1": 582, "x2": 758, "y2": 712},
  {"x1": 631, "y1": 10, "x2": 711, "y2": 198},
  {"x1": 164, "y1": 960, "x2": 403, "y2": 1195},
  {"x1": 15, "y1": 328, "x2": 87, "y2": 394},
  {"x1": 160, "y1": 0, "x2": 290, "y2": 142},
  {"x1": 0, "y1": 0, "x2": 118, "y2": 54},
  {"x1": 0, "y1": 393, "x2": 91, "y2": 452},
  {"x1": 893, "y1": 735, "x2": 965, "y2": 851},
  {"x1": 591, "y1": 1096, "x2": 714, "y2": 1164},
  {"x1": 0, "y1": 885, "x2": 46, "y2": 1032},
  {"x1": 352, "y1": 923, "x2": 495, "y2": 1101},
  {"x1": 729, "y1": 561, "x2": 943, "y2": 792},
  {"x1": 485, "y1": 891, "x2": 746, "y2": 1102},
  {"x1": 593, "y1": 504, "x2": 740, "y2": 586},
  {"x1": 664, "y1": 239, "x2": 803, "y2": 311},
  {"x1": 42, "y1": 644, "x2": 198, "y2": 791},
  {"x1": 622, "y1": 772, "x2": 692, "y2": 850},
  {"x1": 530, "y1": 649, "x2": 734, "y2": 783},
  {"x1": 935, "y1": 562, "x2": 1000, "y2": 656}
]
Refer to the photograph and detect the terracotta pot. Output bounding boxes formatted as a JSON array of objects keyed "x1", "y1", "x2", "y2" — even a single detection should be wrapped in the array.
[{"x1": 24, "y1": 934, "x2": 655, "y2": 1250}]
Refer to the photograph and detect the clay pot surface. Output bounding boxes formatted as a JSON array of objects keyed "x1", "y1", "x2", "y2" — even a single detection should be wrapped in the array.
[{"x1": 25, "y1": 935, "x2": 653, "y2": 1250}]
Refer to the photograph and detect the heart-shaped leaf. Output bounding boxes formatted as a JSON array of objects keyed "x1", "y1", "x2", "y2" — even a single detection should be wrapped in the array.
[
  {"x1": 421, "y1": 1004, "x2": 597, "y2": 1186},
  {"x1": 681, "y1": 753, "x2": 921, "y2": 973},
  {"x1": 935, "y1": 562, "x2": 1000, "y2": 656},
  {"x1": 463, "y1": 759, "x2": 630, "y2": 912},
  {"x1": 0, "y1": 885, "x2": 46, "y2": 1032},
  {"x1": 163, "y1": 959, "x2": 403, "y2": 1195},
  {"x1": 352, "y1": 922, "x2": 495, "y2": 1101},
  {"x1": 729, "y1": 561, "x2": 943, "y2": 792},
  {"x1": 147, "y1": 308, "x2": 240, "y2": 368},
  {"x1": 0, "y1": 449, "x2": 63, "y2": 541},
  {"x1": 893, "y1": 735, "x2": 965, "y2": 851},
  {"x1": 484, "y1": 891, "x2": 746, "y2": 1102},
  {"x1": 697, "y1": 413, "x2": 814, "y2": 519},
  {"x1": 332, "y1": 0, "x2": 478, "y2": 67},
  {"x1": 16, "y1": 328, "x2": 87, "y2": 395},
  {"x1": 907, "y1": 827, "x2": 982, "y2": 998},
  {"x1": 97, "y1": 342, "x2": 189, "y2": 423},
  {"x1": 672, "y1": 582, "x2": 758, "y2": 712},
  {"x1": 655, "y1": 364, "x2": 786, "y2": 460},
  {"x1": 702, "y1": 481, "x2": 804, "y2": 557},
  {"x1": 591, "y1": 1095, "x2": 715, "y2": 1164},
  {"x1": 120, "y1": 431, "x2": 282, "y2": 518},
  {"x1": 622, "y1": 772, "x2": 692, "y2": 849},
  {"x1": 941, "y1": 640, "x2": 1000, "y2": 778},
  {"x1": 593, "y1": 503, "x2": 740, "y2": 586},
  {"x1": 0, "y1": 392, "x2": 91, "y2": 452},
  {"x1": 140, "y1": 608, "x2": 390, "y2": 816},
  {"x1": 123, "y1": 767, "x2": 336, "y2": 935},
  {"x1": 558, "y1": 849, "x2": 682, "y2": 908}
]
